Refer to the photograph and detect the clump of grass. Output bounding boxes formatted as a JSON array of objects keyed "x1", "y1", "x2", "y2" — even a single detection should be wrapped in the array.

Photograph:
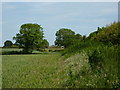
[
  {"x1": 62, "y1": 52, "x2": 91, "y2": 87},
  {"x1": 87, "y1": 47, "x2": 104, "y2": 71}
]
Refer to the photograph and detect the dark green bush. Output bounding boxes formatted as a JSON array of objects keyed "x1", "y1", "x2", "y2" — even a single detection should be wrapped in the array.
[
  {"x1": 87, "y1": 48, "x2": 103, "y2": 70},
  {"x1": 61, "y1": 40, "x2": 103, "y2": 57}
]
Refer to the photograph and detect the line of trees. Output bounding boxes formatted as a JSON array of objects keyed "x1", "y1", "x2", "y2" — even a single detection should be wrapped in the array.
[
  {"x1": 55, "y1": 22, "x2": 120, "y2": 47},
  {"x1": 3, "y1": 22, "x2": 120, "y2": 53},
  {"x1": 3, "y1": 23, "x2": 84, "y2": 53}
]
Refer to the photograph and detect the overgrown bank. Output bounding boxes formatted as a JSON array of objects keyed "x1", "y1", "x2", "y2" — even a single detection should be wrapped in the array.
[
  {"x1": 60, "y1": 42, "x2": 119, "y2": 88},
  {"x1": 59, "y1": 22, "x2": 120, "y2": 88}
]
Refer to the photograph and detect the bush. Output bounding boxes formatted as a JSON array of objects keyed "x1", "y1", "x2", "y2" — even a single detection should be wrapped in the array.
[
  {"x1": 87, "y1": 47, "x2": 104, "y2": 71},
  {"x1": 61, "y1": 40, "x2": 103, "y2": 58}
]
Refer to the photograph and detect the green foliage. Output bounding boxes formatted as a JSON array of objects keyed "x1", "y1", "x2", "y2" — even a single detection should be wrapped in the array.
[
  {"x1": 4, "y1": 40, "x2": 13, "y2": 47},
  {"x1": 11, "y1": 44, "x2": 19, "y2": 48},
  {"x1": 62, "y1": 40, "x2": 103, "y2": 57},
  {"x1": 41, "y1": 39, "x2": 49, "y2": 48},
  {"x1": 61, "y1": 22, "x2": 120, "y2": 88},
  {"x1": 87, "y1": 47, "x2": 103, "y2": 70},
  {"x1": 62, "y1": 45, "x2": 119, "y2": 88},
  {"x1": 62, "y1": 53, "x2": 90, "y2": 88},
  {"x1": 55, "y1": 28, "x2": 82, "y2": 47},
  {"x1": 13, "y1": 23, "x2": 45, "y2": 53},
  {"x1": 88, "y1": 22, "x2": 120, "y2": 45},
  {"x1": 55, "y1": 28, "x2": 75, "y2": 47}
]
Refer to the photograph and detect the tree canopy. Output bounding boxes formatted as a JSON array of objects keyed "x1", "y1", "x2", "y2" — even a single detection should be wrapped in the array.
[
  {"x1": 88, "y1": 22, "x2": 120, "y2": 45},
  {"x1": 4, "y1": 40, "x2": 13, "y2": 47},
  {"x1": 13, "y1": 23, "x2": 46, "y2": 53},
  {"x1": 41, "y1": 39, "x2": 49, "y2": 48},
  {"x1": 55, "y1": 28, "x2": 82, "y2": 47}
]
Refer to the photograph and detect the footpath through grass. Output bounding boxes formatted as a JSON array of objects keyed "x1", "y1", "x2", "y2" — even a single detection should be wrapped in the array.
[{"x1": 2, "y1": 52, "x2": 64, "y2": 88}]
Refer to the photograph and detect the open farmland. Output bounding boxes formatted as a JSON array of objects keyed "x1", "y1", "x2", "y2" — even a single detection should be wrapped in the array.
[
  {"x1": 2, "y1": 46, "x2": 119, "y2": 88},
  {"x1": 2, "y1": 53, "x2": 65, "y2": 88}
]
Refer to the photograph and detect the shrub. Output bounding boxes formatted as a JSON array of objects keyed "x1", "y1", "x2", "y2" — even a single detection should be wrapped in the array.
[
  {"x1": 87, "y1": 47, "x2": 104, "y2": 71},
  {"x1": 61, "y1": 40, "x2": 103, "y2": 58}
]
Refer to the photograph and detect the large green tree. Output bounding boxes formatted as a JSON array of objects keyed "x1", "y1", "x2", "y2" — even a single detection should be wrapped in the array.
[
  {"x1": 4, "y1": 40, "x2": 13, "y2": 47},
  {"x1": 55, "y1": 28, "x2": 76, "y2": 47},
  {"x1": 13, "y1": 23, "x2": 44, "y2": 53}
]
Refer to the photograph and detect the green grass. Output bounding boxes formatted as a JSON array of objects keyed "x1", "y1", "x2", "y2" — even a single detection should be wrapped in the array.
[
  {"x1": 2, "y1": 45, "x2": 119, "y2": 88},
  {"x1": 2, "y1": 53, "x2": 63, "y2": 88}
]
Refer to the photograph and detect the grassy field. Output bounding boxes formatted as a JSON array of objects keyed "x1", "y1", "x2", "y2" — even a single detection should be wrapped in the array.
[
  {"x1": 2, "y1": 51, "x2": 88, "y2": 88},
  {"x1": 2, "y1": 46, "x2": 119, "y2": 88},
  {"x1": 2, "y1": 52, "x2": 65, "y2": 88}
]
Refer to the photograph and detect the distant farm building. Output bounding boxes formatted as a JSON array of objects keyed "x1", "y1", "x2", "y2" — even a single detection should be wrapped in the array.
[{"x1": 61, "y1": 46, "x2": 64, "y2": 49}]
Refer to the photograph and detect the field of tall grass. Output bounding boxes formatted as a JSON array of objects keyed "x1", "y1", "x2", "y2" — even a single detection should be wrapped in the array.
[
  {"x1": 2, "y1": 53, "x2": 62, "y2": 88},
  {"x1": 2, "y1": 42, "x2": 119, "y2": 88}
]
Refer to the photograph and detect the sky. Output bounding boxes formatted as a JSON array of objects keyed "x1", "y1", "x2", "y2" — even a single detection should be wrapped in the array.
[
  {"x1": 1, "y1": 0, "x2": 119, "y2": 2},
  {"x1": 1, "y1": 2, "x2": 118, "y2": 46}
]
